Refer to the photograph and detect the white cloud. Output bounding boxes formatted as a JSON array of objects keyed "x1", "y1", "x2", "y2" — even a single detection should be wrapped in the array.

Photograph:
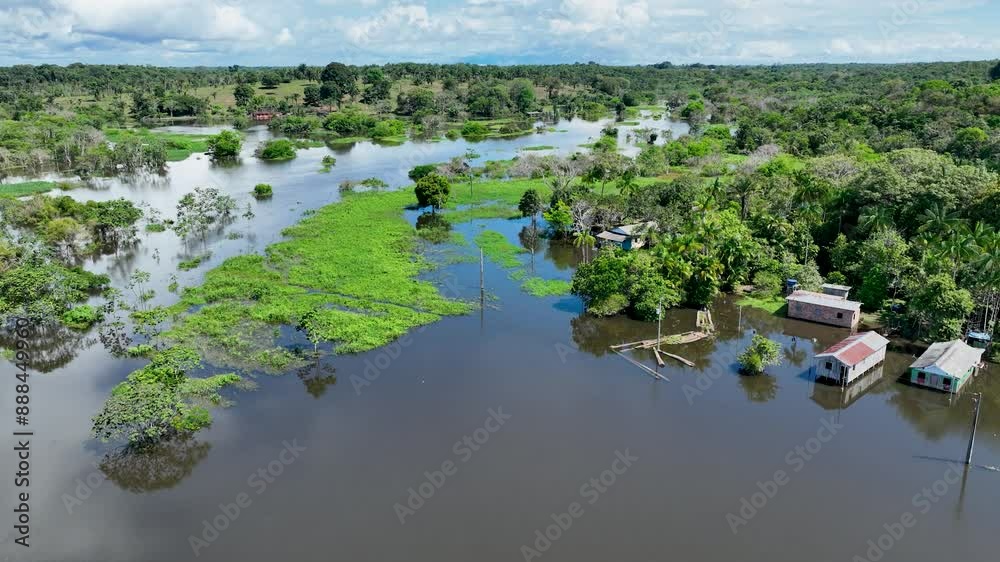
[
  {"x1": 51, "y1": 0, "x2": 261, "y2": 42},
  {"x1": 739, "y1": 40, "x2": 796, "y2": 59},
  {"x1": 0, "y1": 0, "x2": 995, "y2": 65},
  {"x1": 275, "y1": 27, "x2": 295, "y2": 45}
]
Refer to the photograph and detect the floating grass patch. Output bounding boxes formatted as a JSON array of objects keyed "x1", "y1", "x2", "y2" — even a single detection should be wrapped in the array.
[
  {"x1": 0, "y1": 181, "x2": 56, "y2": 198},
  {"x1": 520, "y1": 277, "x2": 572, "y2": 297},
  {"x1": 521, "y1": 145, "x2": 556, "y2": 151},
  {"x1": 475, "y1": 230, "x2": 525, "y2": 269},
  {"x1": 178, "y1": 253, "x2": 211, "y2": 271},
  {"x1": 164, "y1": 189, "x2": 472, "y2": 364},
  {"x1": 443, "y1": 203, "x2": 518, "y2": 223},
  {"x1": 61, "y1": 305, "x2": 102, "y2": 329}
]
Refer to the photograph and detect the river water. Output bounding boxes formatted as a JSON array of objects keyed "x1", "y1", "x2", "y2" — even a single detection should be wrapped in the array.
[{"x1": 1, "y1": 114, "x2": 998, "y2": 562}]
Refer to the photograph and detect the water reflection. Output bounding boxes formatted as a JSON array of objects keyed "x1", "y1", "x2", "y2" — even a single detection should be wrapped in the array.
[
  {"x1": 296, "y1": 359, "x2": 338, "y2": 399},
  {"x1": 0, "y1": 323, "x2": 94, "y2": 373},
  {"x1": 739, "y1": 373, "x2": 779, "y2": 403},
  {"x1": 99, "y1": 434, "x2": 211, "y2": 493}
]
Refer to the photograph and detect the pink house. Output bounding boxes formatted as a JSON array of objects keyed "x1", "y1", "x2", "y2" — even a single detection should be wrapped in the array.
[{"x1": 786, "y1": 290, "x2": 861, "y2": 328}]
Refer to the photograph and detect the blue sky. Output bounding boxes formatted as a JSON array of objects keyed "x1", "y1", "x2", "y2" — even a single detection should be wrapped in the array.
[{"x1": 1, "y1": 0, "x2": 998, "y2": 66}]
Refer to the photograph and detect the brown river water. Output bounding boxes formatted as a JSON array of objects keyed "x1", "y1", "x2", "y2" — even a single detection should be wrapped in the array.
[{"x1": 1, "y1": 116, "x2": 998, "y2": 562}]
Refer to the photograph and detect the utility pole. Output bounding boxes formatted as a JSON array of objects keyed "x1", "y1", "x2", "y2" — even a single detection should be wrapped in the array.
[
  {"x1": 656, "y1": 298, "x2": 663, "y2": 352},
  {"x1": 965, "y1": 392, "x2": 982, "y2": 466}
]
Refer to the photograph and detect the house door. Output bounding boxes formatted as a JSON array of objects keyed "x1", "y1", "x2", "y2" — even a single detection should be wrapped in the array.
[
  {"x1": 929, "y1": 375, "x2": 941, "y2": 389},
  {"x1": 840, "y1": 364, "x2": 848, "y2": 384}
]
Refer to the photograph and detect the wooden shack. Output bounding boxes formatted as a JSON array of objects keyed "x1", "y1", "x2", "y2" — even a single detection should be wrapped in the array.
[
  {"x1": 908, "y1": 340, "x2": 985, "y2": 394},
  {"x1": 814, "y1": 331, "x2": 889, "y2": 386},
  {"x1": 596, "y1": 221, "x2": 657, "y2": 251}
]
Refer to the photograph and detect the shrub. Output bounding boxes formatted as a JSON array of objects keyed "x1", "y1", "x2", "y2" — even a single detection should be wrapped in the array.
[
  {"x1": 751, "y1": 271, "x2": 782, "y2": 298},
  {"x1": 252, "y1": 183, "x2": 273, "y2": 199},
  {"x1": 62, "y1": 305, "x2": 102, "y2": 329},
  {"x1": 738, "y1": 335, "x2": 782, "y2": 375},
  {"x1": 414, "y1": 173, "x2": 450, "y2": 210},
  {"x1": 206, "y1": 130, "x2": 242, "y2": 160},
  {"x1": 460, "y1": 121, "x2": 490, "y2": 137},
  {"x1": 409, "y1": 164, "x2": 437, "y2": 181},
  {"x1": 371, "y1": 119, "x2": 406, "y2": 139},
  {"x1": 323, "y1": 109, "x2": 377, "y2": 137},
  {"x1": 255, "y1": 139, "x2": 296, "y2": 160}
]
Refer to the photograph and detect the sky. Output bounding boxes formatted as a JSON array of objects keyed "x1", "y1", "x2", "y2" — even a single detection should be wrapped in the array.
[{"x1": 0, "y1": 0, "x2": 998, "y2": 67}]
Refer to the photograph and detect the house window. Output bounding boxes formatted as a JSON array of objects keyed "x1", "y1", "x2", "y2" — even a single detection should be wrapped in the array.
[
  {"x1": 916, "y1": 372, "x2": 926, "y2": 384},
  {"x1": 825, "y1": 361, "x2": 833, "y2": 370},
  {"x1": 836, "y1": 312, "x2": 844, "y2": 319},
  {"x1": 943, "y1": 377, "x2": 952, "y2": 391}
]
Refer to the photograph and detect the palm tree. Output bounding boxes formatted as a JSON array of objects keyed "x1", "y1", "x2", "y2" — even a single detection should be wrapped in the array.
[
  {"x1": 858, "y1": 206, "x2": 893, "y2": 233},
  {"x1": 917, "y1": 203, "x2": 964, "y2": 237},
  {"x1": 574, "y1": 230, "x2": 596, "y2": 263}
]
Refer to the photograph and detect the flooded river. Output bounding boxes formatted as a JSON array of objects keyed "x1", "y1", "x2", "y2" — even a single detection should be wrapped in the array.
[{"x1": 2, "y1": 114, "x2": 998, "y2": 562}]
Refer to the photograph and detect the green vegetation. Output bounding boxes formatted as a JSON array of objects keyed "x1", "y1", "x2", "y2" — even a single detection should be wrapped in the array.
[
  {"x1": 205, "y1": 130, "x2": 242, "y2": 160},
  {"x1": 475, "y1": 230, "x2": 526, "y2": 268},
  {"x1": 738, "y1": 335, "x2": 783, "y2": 375},
  {"x1": 104, "y1": 128, "x2": 210, "y2": 162},
  {"x1": 319, "y1": 155, "x2": 336, "y2": 172},
  {"x1": 91, "y1": 346, "x2": 242, "y2": 444},
  {"x1": 61, "y1": 304, "x2": 102, "y2": 329},
  {"x1": 414, "y1": 173, "x2": 451, "y2": 211},
  {"x1": 0, "y1": 181, "x2": 56, "y2": 198},
  {"x1": 160, "y1": 188, "x2": 471, "y2": 370},
  {"x1": 255, "y1": 139, "x2": 296, "y2": 160},
  {"x1": 252, "y1": 183, "x2": 273, "y2": 199},
  {"x1": 173, "y1": 187, "x2": 236, "y2": 240},
  {"x1": 178, "y1": 254, "x2": 211, "y2": 271},
  {"x1": 737, "y1": 295, "x2": 787, "y2": 315},
  {"x1": 521, "y1": 145, "x2": 556, "y2": 151},
  {"x1": 521, "y1": 277, "x2": 572, "y2": 297}
]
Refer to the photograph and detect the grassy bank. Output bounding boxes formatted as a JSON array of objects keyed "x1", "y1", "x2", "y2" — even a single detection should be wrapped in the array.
[
  {"x1": 105, "y1": 128, "x2": 211, "y2": 161},
  {"x1": 737, "y1": 295, "x2": 787, "y2": 315}
]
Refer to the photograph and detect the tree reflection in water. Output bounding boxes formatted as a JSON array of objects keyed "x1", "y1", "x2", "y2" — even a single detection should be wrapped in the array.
[
  {"x1": 297, "y1": 359, "x2": 337, "y2": 399},
  {"x1": 518, "y1": 226, "x2": 542, "y2": 275},
  {"x1": 0, "y1": 322, "x2": 94, "y2": 373},
  {"x1": 739, "y1": 373, "x2": 779, "y2": 403},
  {"x1": 100, "y1": 433, "x2": 211, "y2": 493}
]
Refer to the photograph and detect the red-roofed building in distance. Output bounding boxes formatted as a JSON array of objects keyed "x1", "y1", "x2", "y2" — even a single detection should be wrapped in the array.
[{"x1": 814, "y1": 331, "x2": 890, "y2": 386}]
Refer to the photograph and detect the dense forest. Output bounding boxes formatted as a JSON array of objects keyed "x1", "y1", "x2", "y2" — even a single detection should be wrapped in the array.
[{"x1": 2, "y1": 59, "x2": 1000, "y2": 441}]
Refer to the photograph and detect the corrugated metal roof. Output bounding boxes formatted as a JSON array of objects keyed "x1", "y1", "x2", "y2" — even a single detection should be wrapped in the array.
[
  {"x1": 967, "y1": 331, "x2": 992, "y2": 342},
  {"x1": 815, "y1": 331, "x2": 889, "y2": 366},
  {"x1": 610, "y1": 221, "x2": 657, "y2": 236},
  {"x1": 596, "y1": 231, "x2": 627, "y2": 243},
  {"x1": 910, "y1": 340, "x2": 985, "y2": 378},
  {"x1": 787, "y1": 290, "x2": 861, "y2": 312}
]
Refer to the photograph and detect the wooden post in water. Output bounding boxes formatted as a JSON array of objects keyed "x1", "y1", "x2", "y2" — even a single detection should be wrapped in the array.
[
  {"x1": 965, "y1": 392, "x2": 982, "y2": 465},
  {"x1": 656, "y1": 299, "x2": 663, "y2": 353}
]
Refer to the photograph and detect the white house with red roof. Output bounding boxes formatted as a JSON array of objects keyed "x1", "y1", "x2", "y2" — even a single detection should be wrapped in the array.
[{"x1": 814, "y1": 331, "x2": 890, "y2": 386}]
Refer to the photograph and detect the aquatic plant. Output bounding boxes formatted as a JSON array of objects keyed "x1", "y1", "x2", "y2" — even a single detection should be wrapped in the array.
[{"x1": 253, "y1": 183, "x2": 273, "y2": 199}]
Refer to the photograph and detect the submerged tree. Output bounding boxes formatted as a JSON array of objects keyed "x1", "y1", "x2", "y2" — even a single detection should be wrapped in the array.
[
  {"x1": 738, "y1": 335, "x2": 782, "y2": 375},
  {"x1": 173, "y1": 187, "x2": 237, "y2": 241},
  {"x1": 414, "y1": 173, "x2": 450, "y2": 212},
  {"x1": 519, "y1": 189, "x2": 543, "y2": 227}
]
